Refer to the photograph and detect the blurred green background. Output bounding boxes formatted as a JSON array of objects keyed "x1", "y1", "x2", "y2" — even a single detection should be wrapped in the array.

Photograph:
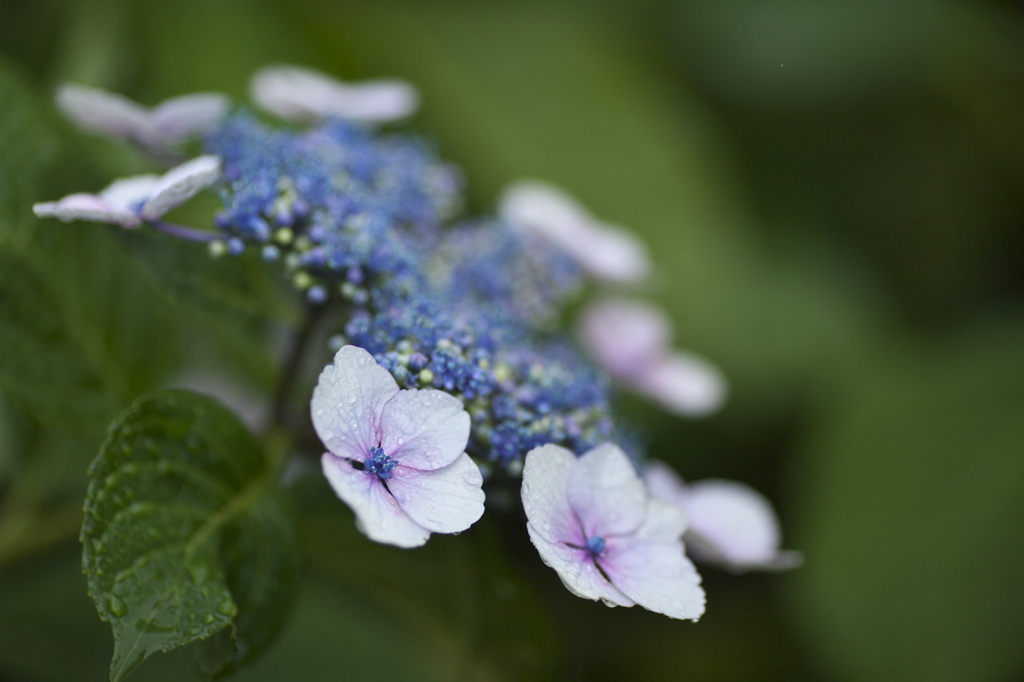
[{"x1": 1, "y1": 0, "x2": 1023, "y2": 680}]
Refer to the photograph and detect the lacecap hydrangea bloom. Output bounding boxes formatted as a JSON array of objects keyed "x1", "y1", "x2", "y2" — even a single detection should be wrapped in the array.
[{"x1": 37, "y1": 65, "x2": 799, "y2": 621}]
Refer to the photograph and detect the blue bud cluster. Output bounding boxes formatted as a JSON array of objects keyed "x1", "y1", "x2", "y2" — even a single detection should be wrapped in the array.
[
  {"x1": 427, "y1": 219, "x2": 583, "y2": 329},
  {"x1": 204, "y1": 112, "x2": 621, "y2": 472},
  {"x1": 205, "y1": 114, "x2": 461, "y2": 302}
]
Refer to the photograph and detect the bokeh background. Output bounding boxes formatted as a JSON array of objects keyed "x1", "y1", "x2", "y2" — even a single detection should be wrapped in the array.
[{"x1": 1, "y1": 0, "x2": 1023, "y2": 680}]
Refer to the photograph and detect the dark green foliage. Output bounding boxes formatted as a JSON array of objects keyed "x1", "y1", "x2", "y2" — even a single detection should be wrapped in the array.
[{"x1": 81, "y1": 390, "x2": 300, "y2": 681}]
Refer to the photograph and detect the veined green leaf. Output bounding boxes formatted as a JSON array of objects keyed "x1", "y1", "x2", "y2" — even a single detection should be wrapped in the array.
[{"x1": 81, "y1": 389, "x2": 301, "y2": 682}]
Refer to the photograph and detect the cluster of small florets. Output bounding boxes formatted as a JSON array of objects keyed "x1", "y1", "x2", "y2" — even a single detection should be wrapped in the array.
[{"x1": 205, "y1": 114, "x2": 461, "y2": 304}]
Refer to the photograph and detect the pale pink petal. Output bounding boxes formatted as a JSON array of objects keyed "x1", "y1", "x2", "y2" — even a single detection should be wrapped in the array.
[
  {"x1": 500, "y1": 180, "x2": 591, "y2": 248},
  {"x1": 378, "y1": 389, "x2": 469, "y2": 470},
  {"x1": 521, "y1": 444, "x2": 581, "y2": 546},
  {"x1": 579, "y1": 298, "x2": 672, "y2": 380},
  {"x1": 147, "y1": 93, "x2": 230, "y2": 146},
  {"x1": 633, "y1": 351, "x2": 727, "y2": 417},
  {"x1": 55, "y1": 83, "x2": 149, "y2": 141},
  {"x1": 386, "y1": 453, "x2": 484, "y2": 534},
  {"x1": 139, "y1": 155, "x2": 221, "y2": 221},
  {"x1": 251, "y1": 65, "x2": 418, "y2": 123},
  {"x1": 567, "y1": 443, "x2": 646, "y2": 538},
  {"x1": 33, "y1": 194, "x2": 139, "y2": 227},
  {"x1": 682, "y1": 479, "x2": 801, "y2": 570},
  {"x1": 99, "y1": 175, "x2": 162, "y2": 211},
  {"x1": 500, "y1": 180, "x2": 651, "y2": 283},
  {"x1": 632, "y1": 498, "x2": 689, "y2": 543},
  {"x1": 321, "y1": 453, "x2": 429, "y2": 548},
  {"x1": 311, "y1": 345, "x2": 400, "y2": 459},
  {"x1": 326, "y1": 80, "x2": 419, "y2": 122},
  {"x1": 568, "y1": 224, "x2": 650, "y2": 283},
  {"x1": 603, "y1": 534, "x2": 705, "y2": 621},
  {"x1": 526, "y1": 524, "x2": 635, "y2": 607},
  {"x1": 643, "y1": 459, "x2": 689, "y2": 509}
]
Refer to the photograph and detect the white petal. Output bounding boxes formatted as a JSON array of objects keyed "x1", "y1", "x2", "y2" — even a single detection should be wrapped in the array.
[
  {"x1": 251, "y1": 65, "x2": 418, "y2": 123},
  {"x1": 603, "y1": 534, "x2": 705, "y2": 621},
  {"x1": 526, "y1": 524, "x2": 635, "y2": 607},
  {"x1": 500, "y1": 180, "x2": 651, "y2": 283},
  {"x1": 521, "y1": 444, "x2": 580, "y2": 545},
  {"x1": 99, "y1": 175, "x2": 162, "y2": 211},
  {"x1": 567, "y1": 443, "x2": 646, "y2": 538},
  {"x1": 33, "y1": 193, "x2": 140, "y2": 227},
  {"x1": 379, "y1": 389, "x2": 470, "y2": 470},
  {"x1": 682, "y1": 479, "x2": 800, "y2": 570},
  {"x1": 55, "y1": 83, "x2": 150, "y2": 141},
  {"x1": 146, "y1": 93, "x2": 230, "y2": 146},
  {"x1": 311, "y1": 345, "x2": 400, "y2": 459},
  {"x1": 578, "y1": 298, "x2": 672, "y2": 381},
  {"x1": 387, "y1": 452, "x2": 484, "y2": 534},
  {"x1": 325, "y1": 80, "x2": 419, "y2": 122},
  {"x1": 321, "y1": 453, "x2": 429, "y2": 548},
  {"x1": 500, "y1": 180, "x2": 591, "y2": 247},
  {"x1": 643, "y1": 459, "x2": 691, "y2": 512},
  {"x1": 633, "y1": 351, "x2": 728, "y2": 417},
  {"x1": 139, "y1": 155, "x2": 221, "y2": 221}
]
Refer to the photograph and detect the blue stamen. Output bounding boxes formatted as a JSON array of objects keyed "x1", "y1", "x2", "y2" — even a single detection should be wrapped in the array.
[
  {"x1": 586, "y1": 535, "x2": 606, "y2": 556},
  {"x1": 365, "y1": 446, "x2": 399, "y2": 480}
]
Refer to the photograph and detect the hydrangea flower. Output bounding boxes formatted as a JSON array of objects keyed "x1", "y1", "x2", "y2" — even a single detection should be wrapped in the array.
[
  {"x1": 499, "y1": 180, "x2": 650, "y2": 284},
  {"x1": 644, "y1": 460, "x2": 802, "y2": 571},
  {"x1": 33, "y1": 155, "x2": 221, "y2": 229},
  {"x1": 522, "y1": 442, "x2": 705, "y2": 620},
  {"x1": 56, "y1": 83, "x2": 229, "y2": 154},
  {"x1": 250, "y1": 65, "x2": 419, "y2": 123},
  {"x1": 312, "y1": 345, "x2": 485, "y2": 548},
  {"x1": 579, "y1": 297, "x2": 727, "y2": 417}
]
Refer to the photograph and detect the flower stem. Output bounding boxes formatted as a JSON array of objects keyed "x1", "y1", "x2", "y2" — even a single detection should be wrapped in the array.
[{"x1": 150, "y1": 220, "x2": 219, "y2": 243}]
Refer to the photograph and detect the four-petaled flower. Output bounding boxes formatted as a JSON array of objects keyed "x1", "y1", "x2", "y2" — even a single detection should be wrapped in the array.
[
  {"x1": 522, "y1": 442, "x2": 705, "y2": 620},
  {"x1": 499, "y1": 180, "x2": 651, "y2": 284},
  {"x1": 579, "y1": 297, "x2": 727, "y2": 417},
  {"x1": 645, "y1": 460, "x2": 802, "y2": 572},
  {"x1": 32, "y1": 155, "x2": 221, "y2": 228},
  {"x1": 250, "y1": 65, "x2": 419, "y2": 123},
  {"x1": 312, "y1": 345, "x2": 485, "y2": 548},
  {"x1": 56, "y1": 83, "x2": 229, "y2": 154}
]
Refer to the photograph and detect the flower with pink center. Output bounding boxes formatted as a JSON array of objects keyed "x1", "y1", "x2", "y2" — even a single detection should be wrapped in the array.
[
  {"x1": 499, "y1": 180, "x2": 651, "y2": 284},
  {"x1": 644, "y1": 460, "x2": 802, "y2": 572},
  {"x1": 32, "y1": 155, "x2": 221, "y2": 228},
  {"x1": 579, "y1": 297, "x2": 727, "y2": 417},
  {"x1": 312, "y1": 345, "x2": 485, "y2": 548},
  {"x1": 522, "y1": 442, "x2": 705, "y2": 620},
  {"x1": 250, "y1": 65, "x2": 419, "y2": 124}
]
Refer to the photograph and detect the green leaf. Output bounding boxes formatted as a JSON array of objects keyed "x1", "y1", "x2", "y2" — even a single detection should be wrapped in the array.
[
  {"x1": 0, "y1": 247, "x2": 120, "y2": 434},
  {"x1": 81, "y1": 389, "x2": 301, "y2": 681}
]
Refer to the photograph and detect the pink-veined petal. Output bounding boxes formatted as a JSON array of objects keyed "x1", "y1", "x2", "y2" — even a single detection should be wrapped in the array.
[
  {"x1": 633, "y1": 350, "x2": 727, "y2": 417},
  {"x1": 567, "y1": 443, "x2": 646, "y2": 538},
  {"x1": 140, "y1": 155, "x2": 221, "y2": 221},
  {"x1": 147, "y1": 93, "x2": 230, "y2": 146},
  {"x1": 522, "y1": 444, "x2": 581, "y2": 546},
  {"x1": 579, "y1": 298, "x2": 671, "y2": 380},
  {"x1": 682, "y1": 479, "x2": 801, "y2": 570},
  {"x1": 387, "y1": 452, "x2": 484, "y2": 534},
  {"x1": 321, "y1": 453, "x2": 429, "y2": 548},
  {"x1": 527, "y1": 524, "x2": 635, "y2": 608},
  {"x1": 32, "y1": 193, "x2": 140, "y2": 227},
  {"x1": 311, "y1": 345, "x2": 400, "y2": 460},
  {"x1": 379, "y1": 389, "x2": 470, "y2": 470},
  {"x1": 55, "y1": 83, "x2": 149, "y2": 141},
  {"x1": 602, "y1": 533, "x2": 705, "y2": 621}
]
